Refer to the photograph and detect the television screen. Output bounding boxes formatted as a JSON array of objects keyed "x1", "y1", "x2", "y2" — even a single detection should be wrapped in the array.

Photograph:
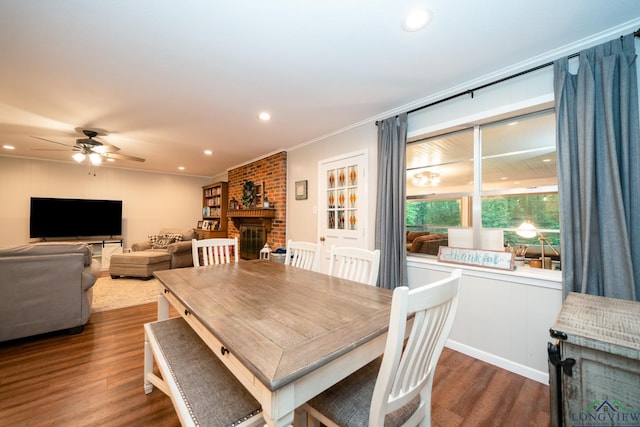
[{"x1": 30, "y1": 197, "x2": 123, "y2": 239}]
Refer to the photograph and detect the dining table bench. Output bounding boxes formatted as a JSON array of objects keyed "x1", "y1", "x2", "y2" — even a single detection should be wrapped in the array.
[{"x1": 143, "y1": 316, "x2": 264, "y2": 427}]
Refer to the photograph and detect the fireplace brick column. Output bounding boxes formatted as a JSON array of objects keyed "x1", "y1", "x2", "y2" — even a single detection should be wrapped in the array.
[{"x1": 227, "y1": 151, "x2": 287, "y2": 253}]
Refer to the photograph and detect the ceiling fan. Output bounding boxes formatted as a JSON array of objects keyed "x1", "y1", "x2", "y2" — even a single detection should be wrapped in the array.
[{"x1": 31, "y1": 129, "x2": 145, "y2": 164}]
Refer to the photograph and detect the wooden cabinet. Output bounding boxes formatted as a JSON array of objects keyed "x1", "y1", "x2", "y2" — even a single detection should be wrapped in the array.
[
  {"x1": 548, "y1": 293, "x2": 640, "y2": 426},
  {"x1": 199, "y1": 182, "x2": 228, "y2": 239}
]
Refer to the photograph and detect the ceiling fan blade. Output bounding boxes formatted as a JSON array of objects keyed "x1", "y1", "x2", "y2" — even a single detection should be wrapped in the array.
[
  {"x1": 30, "y1": 136, "x2": 75, "y2": 148},
  {"x1": 92, "y1": 144, "x2": 120, "y2": 154},
  {"x1": 32, "y1": 148, "x2": 72, "y2": 151},
  {"x1": 101, "y1": 152, "x2": 145, "y2": 162}
]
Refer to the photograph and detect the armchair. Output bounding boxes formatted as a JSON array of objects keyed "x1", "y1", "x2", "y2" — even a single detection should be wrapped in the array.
[
  {"x1": 0, "y1": 242, "x2": 100, "y2": 341},
  {"x1": 131, "y1": 228, "x2": 198, "y2": 269}
]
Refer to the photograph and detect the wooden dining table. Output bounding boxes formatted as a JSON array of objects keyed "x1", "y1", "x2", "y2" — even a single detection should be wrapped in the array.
[{"x1": 154, "y1": 260, "x2": 394, "y2": 427}]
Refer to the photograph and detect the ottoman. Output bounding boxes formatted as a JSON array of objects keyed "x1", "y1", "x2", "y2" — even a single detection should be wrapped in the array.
[{"x1": 110, "y1": 252, "x2": 171, "y2": 279}]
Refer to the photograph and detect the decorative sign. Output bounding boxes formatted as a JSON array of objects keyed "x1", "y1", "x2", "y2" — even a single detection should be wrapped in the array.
[{"x1": 437, "y1": 246, "x2": 514, "y2": 271}]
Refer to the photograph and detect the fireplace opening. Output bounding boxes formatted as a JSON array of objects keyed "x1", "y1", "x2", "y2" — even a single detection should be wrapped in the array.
[{"x1": 240, "y1": 224, "x2": 266, "y2": 260}]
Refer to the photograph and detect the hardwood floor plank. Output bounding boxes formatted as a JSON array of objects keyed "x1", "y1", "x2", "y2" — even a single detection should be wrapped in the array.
[{"x1": 0, "y1": 301, "x2": 550, "y2": 426}]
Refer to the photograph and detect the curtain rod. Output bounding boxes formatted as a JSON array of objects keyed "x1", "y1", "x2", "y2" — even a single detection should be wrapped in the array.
[{"x1": 376, "y1": 28, "x2": 640, "y2": 125}]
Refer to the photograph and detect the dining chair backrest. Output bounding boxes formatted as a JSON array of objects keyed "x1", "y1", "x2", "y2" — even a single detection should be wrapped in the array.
[
  {"x1": 302, "y1": 269, "x2": 462, "y2": 427},
  {"x1": 369, "y1": 269, "x2": 462, "y2": 426},
  {"x1": 328, "y1": 246, "x2": 381, "y2": 286},
  {"x1": 191, "y1": 237, "x2": 238, "y2": 266},
  {"x1": 284, "y1": 239, "x2": 321, "y2": 272}
]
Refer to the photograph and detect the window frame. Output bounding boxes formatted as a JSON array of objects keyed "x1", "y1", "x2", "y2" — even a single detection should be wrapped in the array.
[{"x1": 406, "y1": 108, "x2": 559, "y2": 255}]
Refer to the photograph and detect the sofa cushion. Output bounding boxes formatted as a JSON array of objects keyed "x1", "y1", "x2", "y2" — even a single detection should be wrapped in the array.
[
  {"x1": 111, "y1": 251, "x2": 171, "y2": 265},
  {"x1": 181, "y1": 229, "x2": 197, "y2": 241}
]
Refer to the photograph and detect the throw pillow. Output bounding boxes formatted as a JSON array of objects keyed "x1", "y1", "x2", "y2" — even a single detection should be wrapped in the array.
[
  {"x1": 148, "y1": 234, "x2": 161, "y2": 246},
  {"x1": 165, "y1": 233, "x2": 184, "y2": 243},
  {"x1": 148, "y1": 233, "x2": 183, "y2": 249}
]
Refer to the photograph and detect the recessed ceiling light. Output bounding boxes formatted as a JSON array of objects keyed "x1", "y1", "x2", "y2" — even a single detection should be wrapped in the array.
[
  {"x1": 204, "y1": 150, "x2": 213, "y2": 155},
  {"x1": 402, "y1": 8, "x2": 432, "y2": 32},
  {"x1": 3, "y1": 145, "x2": 15, "y2": 150},
  {"x1": 106, "y1": 158, "x2": 115, "y2": 162},
  {"x1": 258, "y1": 112, "x2": 271, "y2": 121},
  {"x1": 178, "y1": 166, "x2": 185, "y2": 171},
  {"x1": 542, "y1": 158, "x2": 551, "y2": 162}
]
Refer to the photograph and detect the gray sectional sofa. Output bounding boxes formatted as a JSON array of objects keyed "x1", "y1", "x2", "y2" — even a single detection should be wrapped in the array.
[{"x1": 0, "y1": 242, "x2": 100, "y2": 342}]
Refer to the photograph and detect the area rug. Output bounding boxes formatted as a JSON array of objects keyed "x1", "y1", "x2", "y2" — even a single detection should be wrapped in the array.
[{"x1": 91, "y1": 276, "x2": 160, "y2": 312}]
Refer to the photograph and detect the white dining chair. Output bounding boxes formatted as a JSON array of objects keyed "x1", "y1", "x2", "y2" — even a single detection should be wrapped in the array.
[
  {"x1": 284, "y1": 239, "x2": 321, "y2": 272},
  {"x1": 191, "y1": 237, "x2": 238, "y2": 266},
  {"x1": 328, "y1": 246, "x2": 381, "y2": 286},
  {"x1": 301, "y1": 269, "x2": 463, "y2": 427}
]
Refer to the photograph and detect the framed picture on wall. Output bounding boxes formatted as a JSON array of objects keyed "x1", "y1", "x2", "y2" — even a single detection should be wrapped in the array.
[{"x1": 295, "y1": 180, "x2": 308, "y2": 200}]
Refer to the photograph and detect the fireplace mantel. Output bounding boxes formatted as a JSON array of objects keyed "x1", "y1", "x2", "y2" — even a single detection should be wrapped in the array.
[{"x1": 228, "y1": 208, "x2": 276, "y2": 232}]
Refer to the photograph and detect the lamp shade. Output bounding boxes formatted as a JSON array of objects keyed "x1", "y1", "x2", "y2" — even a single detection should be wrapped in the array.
[
  {"x1": 89, "y1": 153, "x2": 102, "y2": 165},
  {"x1": 516, "y1": 218, "x2": 537, "y2": 238},
  {"x1": 72, "y1": 153, "x2": 86, "y2": 163}
]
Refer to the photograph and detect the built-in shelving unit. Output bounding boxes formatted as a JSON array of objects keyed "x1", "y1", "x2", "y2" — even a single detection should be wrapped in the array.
[{"x1": 198, "y1": 181, "x2": 228, "y2": 239}]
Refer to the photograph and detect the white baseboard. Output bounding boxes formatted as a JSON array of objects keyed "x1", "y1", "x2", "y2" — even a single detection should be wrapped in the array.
[{"x1": 445, "y1": 339, "x2": 550, "y2": 385}]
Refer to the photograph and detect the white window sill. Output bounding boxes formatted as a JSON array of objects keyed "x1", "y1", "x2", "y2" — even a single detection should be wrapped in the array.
[{"x1": 407, "y1": 254, "x2": 562, "y2": 290}]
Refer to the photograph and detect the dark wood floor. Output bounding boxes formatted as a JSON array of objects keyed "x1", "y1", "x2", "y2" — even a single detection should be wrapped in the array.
[{"x1": 0, "y1": 303, "x2": 550, "y2": 426}]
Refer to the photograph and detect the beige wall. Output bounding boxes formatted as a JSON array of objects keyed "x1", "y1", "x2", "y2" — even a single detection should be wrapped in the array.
[
  {"x1": 286, "y1": 123, "x2": 378, "y2": 247},
  {"x1": 0, "y1": 156, "x2": 211, "y2": 248}
]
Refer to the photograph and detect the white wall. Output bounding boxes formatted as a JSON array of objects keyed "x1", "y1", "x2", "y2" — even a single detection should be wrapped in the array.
[
  {"x1": 286, "y1": 124, "x2": 378, "y2": 246},
  {"x1": 408, "y1": 258, "x2": 562, "y2": 384},
  {"x1": 0, "y1": 156, "x2": 211, "y2": 248},
  {"x1": 408, "y1": 65, "x2": 554, "y2": 139}
]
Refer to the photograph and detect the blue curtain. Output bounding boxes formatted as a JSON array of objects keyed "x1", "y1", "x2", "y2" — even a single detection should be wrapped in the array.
[
  {"x1": 554, "y1": 34, "x2": 640, "y2": 301},
  {"x1": 375, "y1": 113, "x2": 408, "y2": 289}
]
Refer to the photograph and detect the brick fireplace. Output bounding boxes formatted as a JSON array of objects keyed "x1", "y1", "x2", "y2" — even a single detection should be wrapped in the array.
[{"x1": 227, "y1": 151, "x2": 287, "y2": 258}]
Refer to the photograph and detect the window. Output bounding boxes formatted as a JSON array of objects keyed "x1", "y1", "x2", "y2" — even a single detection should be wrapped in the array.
[{"x1": 406, "y1": 110, "x2": 560, "y2": 263}]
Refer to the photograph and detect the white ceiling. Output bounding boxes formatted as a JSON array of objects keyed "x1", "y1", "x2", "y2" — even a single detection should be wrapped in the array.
[{"x1": 2, "y1": 1, "x2": 640, "y2": 177}]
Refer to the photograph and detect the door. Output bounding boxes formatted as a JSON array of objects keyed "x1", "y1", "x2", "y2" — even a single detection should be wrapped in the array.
[{"x1": 317, "y1": 150, "x2": 369, "y2": 271}]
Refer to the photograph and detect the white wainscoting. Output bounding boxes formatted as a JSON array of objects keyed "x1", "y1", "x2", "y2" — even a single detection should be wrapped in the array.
[{"x1": 407, "y1": 256, "x2": 563, "y2": 384}]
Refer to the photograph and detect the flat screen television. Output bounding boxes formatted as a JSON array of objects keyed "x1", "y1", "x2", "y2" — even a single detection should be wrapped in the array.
[{"x1": 30, "y1": 197, "x2": 123, "y2": 239}]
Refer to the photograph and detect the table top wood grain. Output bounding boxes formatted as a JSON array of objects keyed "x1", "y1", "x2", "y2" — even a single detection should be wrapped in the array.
[{"x1": 154, "y1": 260, "x2": 393, "y2": 391}]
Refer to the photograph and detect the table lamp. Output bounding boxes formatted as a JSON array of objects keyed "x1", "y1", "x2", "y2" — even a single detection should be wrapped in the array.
[{"x1": 516, "y1": 218, "x2": 559, "y2": 268}]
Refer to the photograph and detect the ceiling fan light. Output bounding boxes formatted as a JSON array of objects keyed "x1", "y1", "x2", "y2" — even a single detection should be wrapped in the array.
[
  {"x1": 89, "y1": 153, "x2": 102, "y2": 165},
  {"x1": 72, "y1": 153, "x2": 86, "y2": 163},
  {"x1": 516, "y1": 218, "x2": 537, "y2": 238},
  {"x1": 92, "y1": 145, "x2": 108, "y2": 154}
]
